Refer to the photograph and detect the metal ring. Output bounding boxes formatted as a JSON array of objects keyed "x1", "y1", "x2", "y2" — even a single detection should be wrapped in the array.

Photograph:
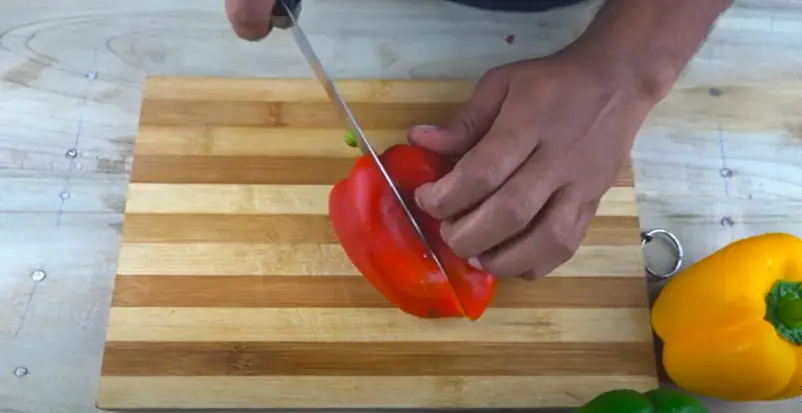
[{"x1": 640, "y1": 228, "x2": 684, "y2": 279}]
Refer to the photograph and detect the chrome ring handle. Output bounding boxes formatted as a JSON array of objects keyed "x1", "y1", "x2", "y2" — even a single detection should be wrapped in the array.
[{"x1": 640, "y1": 228, "x2": 684, "y2": 279}]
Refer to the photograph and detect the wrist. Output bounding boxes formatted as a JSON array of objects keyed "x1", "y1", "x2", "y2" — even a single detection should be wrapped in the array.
[
  {"x1": 564, "y1": 38, "x2": 682, "y2": 106},
  {"x1": 564, "y1": 0, "x2": 732, "y2": 104}
]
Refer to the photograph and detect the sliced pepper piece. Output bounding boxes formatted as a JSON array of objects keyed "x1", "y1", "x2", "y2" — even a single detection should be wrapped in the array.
[
  {"x1": 651, "y1": 232, "x2": 802, "y2": 401},
  {"x1": 328, "y1": 143, "x2": 497, "y2": 320},
  {"x1": 577, "y1": 388, "x2": 708, "y2": 413}
]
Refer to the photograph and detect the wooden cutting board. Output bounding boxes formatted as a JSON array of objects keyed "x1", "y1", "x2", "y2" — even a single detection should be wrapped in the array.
[{"x1": 96, "y1": 76, "x2": 658, "y2": 410}]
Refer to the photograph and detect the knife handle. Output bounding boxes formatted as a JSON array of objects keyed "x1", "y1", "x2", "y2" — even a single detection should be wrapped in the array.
[{"x1": 271, "y1": 0, "x2": 302, "y2": 29}]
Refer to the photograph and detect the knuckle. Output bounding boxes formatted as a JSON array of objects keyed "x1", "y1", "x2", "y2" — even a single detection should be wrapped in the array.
[
  {"x1": 498, "y1": 194, "x2": 536, "y2": 229},
  {"x1": 451, "y1": 111, "x2": 480, "y2": 140},
  {"x1": 546, "y1": 220, "x2": 580, "y2": 261},
  {"x1": 455, "y1": 160, "x2": 498, "y2": 196},
  {"x1": 482, "y1": 258, "x2": 524, "y2": 278},
  {"x1": 442, "y1": 231, "x2": 470, "y2": 259}
]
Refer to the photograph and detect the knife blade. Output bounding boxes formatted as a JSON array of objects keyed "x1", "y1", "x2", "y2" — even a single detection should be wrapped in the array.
[{"x1": 272, "y1": 0, "x2": 453, "y2": 285}]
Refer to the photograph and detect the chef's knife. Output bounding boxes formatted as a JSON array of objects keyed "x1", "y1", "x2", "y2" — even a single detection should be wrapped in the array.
[{"x1": 271, "y1": 0, "x2": 453, "y2": 284}]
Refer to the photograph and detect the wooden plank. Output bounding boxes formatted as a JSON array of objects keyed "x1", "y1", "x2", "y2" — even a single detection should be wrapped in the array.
[
  {"x1": 110, "y1": 275, "x2": 650, "y2": 308},
  {"x1": 139, "y1": 100, "x2": 462, "y2": 128},
  {"x1": 133, "y1": 126, "x2": 411, "y2": 156},
  {"x1": 100, "y1": 341, "x2": 657, "y2": 376},
  {"x1": 104, "y1": 307, "x2": 653, "y2": 343},
  {"x1": 129, "y1": 153, "x2": 633, "y2": 186},
  {"x1": 97, "y1": 376, "x2": 659, "y2": 409},
  {"x1": 115, "y1": 243, "x2": 646, "y2": 276},
  {"x1": 124, "y1": 183, "x2": 638, "y2": 215},
  {"x1": 141, "y1": 77, "x2": 475, "y2": 103},
  {"x1": 120, "y1": 214, "x2": 638, "y2": 244}
]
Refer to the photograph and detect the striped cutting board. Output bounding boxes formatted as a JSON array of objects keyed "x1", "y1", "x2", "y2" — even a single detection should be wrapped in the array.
[{"x1": 96, "y1": 77, "x2": 659, "y2": 410}]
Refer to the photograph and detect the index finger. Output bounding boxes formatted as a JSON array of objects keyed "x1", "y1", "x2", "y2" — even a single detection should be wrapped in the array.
[
  {"x1": 415, "y1": 101, "x2": 540, "y2": 221},
  {"x1": 225, "y1": 0, "x2": 277, "y2": 41}
]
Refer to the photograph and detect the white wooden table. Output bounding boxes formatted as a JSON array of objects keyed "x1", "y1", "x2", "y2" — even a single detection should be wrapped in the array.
[{"x1": 1, "y1": 0, "x2": 801, "y2": 412}]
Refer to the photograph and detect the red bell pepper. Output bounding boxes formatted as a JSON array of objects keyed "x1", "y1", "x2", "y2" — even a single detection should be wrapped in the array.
[{"x1": 328, "y1": 143, "x2": 497, "y2": 320}]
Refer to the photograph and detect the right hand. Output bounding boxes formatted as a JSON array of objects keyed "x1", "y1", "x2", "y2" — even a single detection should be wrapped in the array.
[{"x1": 225, "y1": 0, "x2": 276, "y2": 41}]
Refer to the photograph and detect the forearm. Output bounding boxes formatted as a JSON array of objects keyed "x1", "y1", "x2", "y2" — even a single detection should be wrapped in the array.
[{"x1": 569, "y1": 0, "x2": 734, "y2": 101}]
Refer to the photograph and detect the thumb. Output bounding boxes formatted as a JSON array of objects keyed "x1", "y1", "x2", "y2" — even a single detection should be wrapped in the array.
[
  {"x1": 408, "y1": 68, "x2": 510, "y2": 156},
  {"x1": 225, "y1": 0, "x2": 277, "y2": 41}
]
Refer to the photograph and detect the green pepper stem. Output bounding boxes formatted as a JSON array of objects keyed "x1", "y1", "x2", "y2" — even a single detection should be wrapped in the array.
[
  {"x1": 765, "y1": 280, "x2": 802, "y2": 345},
  {"x1": 344, "y1": 131, "x2": 358, "y2": 148},
  {"x1": 777, "y1": 297, "x2": 802, "y2": 328},
  {"x1": 343, "y1": 130, "x2": 368, "y2": 155}
]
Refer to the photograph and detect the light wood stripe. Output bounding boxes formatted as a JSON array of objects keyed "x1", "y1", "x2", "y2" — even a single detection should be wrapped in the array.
[
  {"x1": 110, "y1": 275, "x2": 649, "y2": 308},
  {"x1": 124, "y1": 184, "x2": 331, "y2": 215},
  {"x1": 121, "y1": 214, "x2": 337, "y2": 244},
  {"x1": 129, "y1": 154, "x2": 633, "y2": 187},
  {"x1": 133, "y1": 126, "x2": 408, "y2": 156},
  {"x1": 104, "y1": 308, "x2": 653, "y2": 343},
  {"x1": 96, "y1": 375, "x2": 659, "y2": 409},
  {"x1": 142, "y1": 77, "x2": 476, "y2": 103},
  {"x1": 125, "y1": 184, "x2": 638, "y2": 216},
  {"x1": 100, "y1": 341, "x2": 657, "y2": 377},
  {"x1": 139, "y1": 100, "x2": 459, "y2": 128},
  {"x1": 120, "y1": 214, "x2": 639, "y2": 245},
  {"x1": 116, "y1": 244, "x2": 646, "y2": 276}
]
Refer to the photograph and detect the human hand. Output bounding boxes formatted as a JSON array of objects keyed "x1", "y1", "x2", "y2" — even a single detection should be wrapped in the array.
[
  {"x1": 225, "y1": 0, "x2": 277, "y2": 41},
  {"x1": 408, "y1": 49, "x2": 671, "y2": 281}
]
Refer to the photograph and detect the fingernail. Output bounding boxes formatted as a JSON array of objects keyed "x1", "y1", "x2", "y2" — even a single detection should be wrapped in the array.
[
  {"x1": 415, "y1": 183, "x2": 433, "y2": 209},
  {"x1": 439, "y1": 222, "x2": 447, "y2": 240},
  {"x1": 468, "y1": 257, "x2": 483, "y2": 270},
  {"x1": 410, "y1": 125, "x2": 440, "y2": 135},
  {"x1": 233, "y1": 24, "x2": 272, "y2": 41}
]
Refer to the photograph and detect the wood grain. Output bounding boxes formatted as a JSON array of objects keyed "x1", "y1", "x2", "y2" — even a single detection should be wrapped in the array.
[
  {"x1": 120, "y1": 214, "x2": 638, "y2": 244},
  {"x1": 97, "y1": 76, "x2": 658, "y2": 410},
  {"x1": 103, "y1": 307, "x2": 653, "y2": 343},
  {"x1": 100, "y1": 341, "x2": 657, "y2": 376},
  {"x1": 110, "y1": 275, "x2": 650, "y2": 308},
  {"x1": 98, "y1": 376, "x2": 660, "y2": 409},
  {"x1": 130, "y1": 154, "x2": 633, "y2": 186},
  {"x1": 124, "y1": 183, "x2": 639, "y2": 215},
  {"x1": 115, "y1": 243, "x2": 646, "y2": 276}
]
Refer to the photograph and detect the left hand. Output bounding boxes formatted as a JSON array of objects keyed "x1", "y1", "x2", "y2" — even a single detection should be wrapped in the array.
[{"x1": 409, "y1": 49, "x2": 668, "y2": 280}]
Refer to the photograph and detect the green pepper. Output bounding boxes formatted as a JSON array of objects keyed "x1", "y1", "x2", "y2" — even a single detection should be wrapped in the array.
[{"x1": 577, "y1": 388, "x2": 709, "y2": 413}]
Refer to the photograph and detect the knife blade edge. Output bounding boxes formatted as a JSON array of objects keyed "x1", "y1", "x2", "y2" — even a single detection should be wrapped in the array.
[{"x1": 277, "y1": 0, "x2": 458, "y2": 307}]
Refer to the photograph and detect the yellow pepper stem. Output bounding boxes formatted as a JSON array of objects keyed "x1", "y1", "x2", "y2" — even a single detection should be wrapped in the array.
[
  {"x1": 765, "y1": 280, "x2": 802, "y2": 345},
  {"x1": 777, "y1": 298, "x2": 802, "y2": 328}
]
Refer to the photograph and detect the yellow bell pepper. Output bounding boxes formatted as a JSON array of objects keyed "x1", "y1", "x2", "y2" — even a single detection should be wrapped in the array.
[{"x1": 651, "y1": 232, "x2": 802, "y2": 402}]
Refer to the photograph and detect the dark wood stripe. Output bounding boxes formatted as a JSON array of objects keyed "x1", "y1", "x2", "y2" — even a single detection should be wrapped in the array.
[
  {"x1": 120, "y1": 214, "x2": 639, "y2": 244},
  {"x1": 121, "y1": 214, "x2": 337, "y2": 244},
  {"x1": 111, "y1": 275, "x2": 648, "y2": 308},
  {"x1": 139, "y1": 100, "x2": 460, "y2": 129},
  {"x1": 583, "y1": 215, "x2": 640, "y2": 245},
  {"x1": 129, "y1": 154, "x2": 633, "y2": 187},
  {"x1": 100, "y1": 341, "x2": 657, "y2": 377},
  {"x1": 130, "y1": 155, "x2": 354, "y2": 185}
]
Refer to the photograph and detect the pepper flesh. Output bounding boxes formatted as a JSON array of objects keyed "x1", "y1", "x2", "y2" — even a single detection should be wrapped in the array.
[
  {"x1": 328, "y1": 144, "x2": 497, "y2": 320},
  {"x1": 650, "y1": 232, "x2": 802, "y2": 401}
]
